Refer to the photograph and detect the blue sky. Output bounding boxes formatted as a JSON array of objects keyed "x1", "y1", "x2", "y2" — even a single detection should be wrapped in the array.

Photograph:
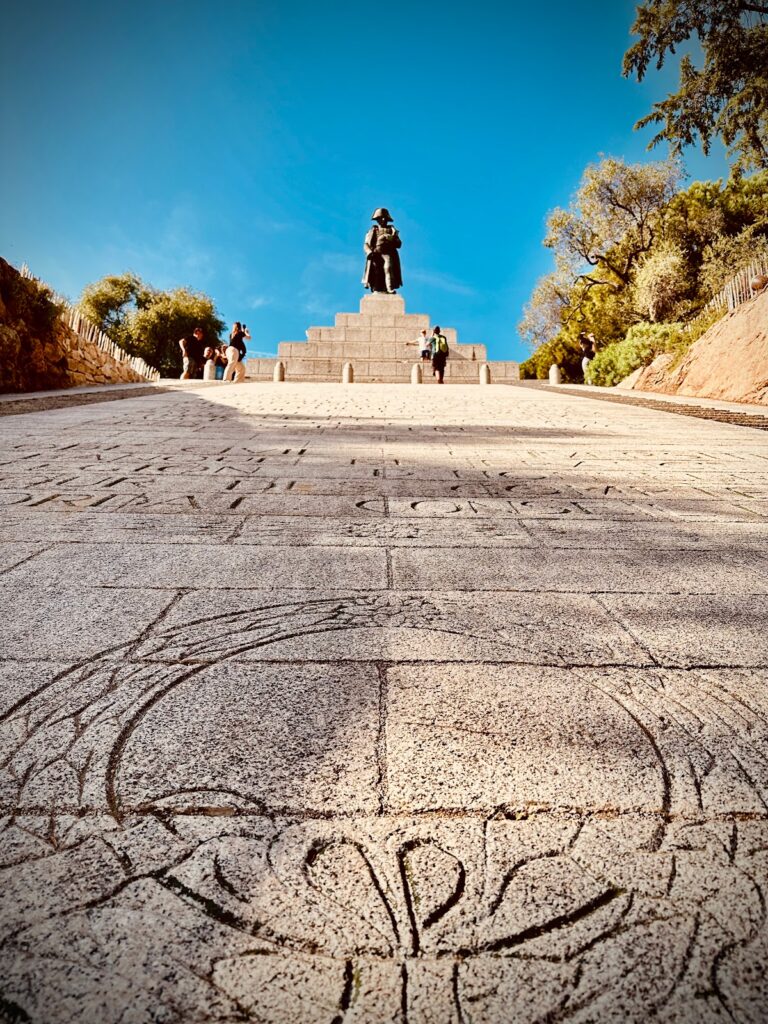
[{"x1": 1, "y1": 0, "x2": 729, "y2": 362}]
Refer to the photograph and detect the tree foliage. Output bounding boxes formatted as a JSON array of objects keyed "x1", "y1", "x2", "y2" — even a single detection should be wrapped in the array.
[
  {"x1": 632, "y1": 241, "x2": 690, "y2": 321},
  {"x1": 544, "y1": 156, "x2": 682, "y2": 286},
  {"x1": 517, "y1": 269, "x2": 574, "y2": 350},
  {"x1": 519, "y1": 156, "x2": 681, "y2": 353},
  {"x1": 623, "y1": 0, "x2": 768, "y2": 174},
  {"x1": 518, "y1": 167, "x2": 768, "y2": 381},
  {"x1": 78, "y1": 274, "x2": 225, "y2": 376},
  {"x1": 518, "y1": 335, "x2": 584, "y2": 383}
]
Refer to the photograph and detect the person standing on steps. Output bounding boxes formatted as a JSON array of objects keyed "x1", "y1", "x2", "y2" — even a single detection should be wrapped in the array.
[
  {"x1": 430, "y1": 326, "x2": 449, "y2": 384},
  {"x1": 224, "y1": 321, "x2": 250, "y2": 383},
  {"x1": 418, "y1": 328, "x2": 431, "y2": 362}
]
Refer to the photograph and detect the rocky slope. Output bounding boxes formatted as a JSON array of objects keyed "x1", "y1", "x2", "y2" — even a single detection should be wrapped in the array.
[{"x1": 621, "y1": 288, "x2": 768, "y2": 405}]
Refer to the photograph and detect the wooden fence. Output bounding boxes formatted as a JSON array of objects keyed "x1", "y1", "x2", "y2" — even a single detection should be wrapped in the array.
[
  {"x1": 703, "y1": 258, "x2": 768, "y2": 315},
  {"x1": 19, "y1": 264, "x2": 161, "y2": 382}
]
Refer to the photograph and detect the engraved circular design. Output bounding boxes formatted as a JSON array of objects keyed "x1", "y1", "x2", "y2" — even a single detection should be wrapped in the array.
[{"x1": 1, "y1": 596, "x2": 766, "y2": 1021}]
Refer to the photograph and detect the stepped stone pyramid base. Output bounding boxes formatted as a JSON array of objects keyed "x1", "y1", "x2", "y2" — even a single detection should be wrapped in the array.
[{"x1": 246, "y1": 293, "x2": 519, "y2": 384}]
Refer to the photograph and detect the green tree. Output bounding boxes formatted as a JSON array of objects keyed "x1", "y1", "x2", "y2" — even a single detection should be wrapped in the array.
[
  {"x1": 518, "y1": 269, "x2": 574, "y2": 350},
  {"x1": 664, "y1": 172, "x2": 768, "y2": 260},
  {"x1": 632, "y1": 240, "x2": 690, "y2": 321},
  {"x1": 78, "y1": 274, "x2": 225, "y2": 376},
  {"x1": 518, "y1": 334, "x2": 584, "y2": 382},
  {"x1": 623, "y1": 0, "x2": 768, "y2": 174},
  {"x1": 544, "y1": 157, "x2": 682, "y2": 287},
  {"x1": 519, "y1": 156, "x2": 681, "y2": 349},
  {"x1": 130, "y1": 288, "x2": 225, "y2": 376},
  {"x1": 79, "y1": 273, "x2": 153, "y2": 344}
]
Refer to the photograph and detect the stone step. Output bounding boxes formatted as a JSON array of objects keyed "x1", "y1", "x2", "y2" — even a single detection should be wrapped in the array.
[
  {"x1": 246, "y1": 357, "x2": 519, "y2": 383},
  {"x1": 333, "y1": 312, "x2": 430, "y2": 330},
  {"x1": 278, "y1": 341, "x2": 486, "y2": 361},
  {"x1": 305, "y1": 327, "x2": 460, "y2": 346},
  {"x1": 263, "y1": 292, "x2": 519, "y2": 384}
]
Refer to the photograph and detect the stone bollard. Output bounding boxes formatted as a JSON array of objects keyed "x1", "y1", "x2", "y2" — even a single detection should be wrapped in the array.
[
  {"x1": 479, "y1": 363, "x2": 491, "y2": 385},
  {"x1": 342, "y1": 362, "x2": 354, "y2": 384},
  {"x1": 549, "y1": 364, "x2": 562, "y2": 385},
  {"x1": 411, "y1": 363, "x2": 422, "y2": 384},
  {"x1": 273, "y1": 361, "x2": 285, "y2": 382}
]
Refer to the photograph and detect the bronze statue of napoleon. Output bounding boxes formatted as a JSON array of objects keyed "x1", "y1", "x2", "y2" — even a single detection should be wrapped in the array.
[{"x1": 362, "y1": 207, "x2": 403, "y2": 293}]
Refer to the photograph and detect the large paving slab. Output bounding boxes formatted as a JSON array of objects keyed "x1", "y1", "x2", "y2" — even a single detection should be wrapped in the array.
[{"x1": 0, "y1": 382, "x2": 767, "y2": 1023}]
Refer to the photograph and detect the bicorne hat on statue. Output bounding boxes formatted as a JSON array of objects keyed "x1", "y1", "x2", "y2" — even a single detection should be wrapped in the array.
[{"x1": 371, "y1": 208, "x2": 393, "y2": 222}]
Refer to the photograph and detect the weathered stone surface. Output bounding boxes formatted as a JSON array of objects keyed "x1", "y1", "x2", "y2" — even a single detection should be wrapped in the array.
[
  {"x1": 629, "y1": 288, "x2": 768, "y2": 405},
  {"x1": 0, "y1": 381, "x2": 766, "y2": 1022},
  {"x1": 2, "y1": 541, "x2": 387, "y2": 590}
]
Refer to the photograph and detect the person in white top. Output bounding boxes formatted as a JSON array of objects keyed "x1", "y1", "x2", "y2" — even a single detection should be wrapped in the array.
[{"x1": 418, "y1": 328, "x2": 431, "y2": 361}]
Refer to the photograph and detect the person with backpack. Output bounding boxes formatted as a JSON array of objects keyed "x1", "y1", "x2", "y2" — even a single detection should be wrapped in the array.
[{"x1": 430, "y1": 326, "x2": 449, "y2": 384}]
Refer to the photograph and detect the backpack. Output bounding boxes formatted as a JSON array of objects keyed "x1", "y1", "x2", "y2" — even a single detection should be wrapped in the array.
[{"x1": 435, "y1": 335, "x2": 448, "y2": 354}]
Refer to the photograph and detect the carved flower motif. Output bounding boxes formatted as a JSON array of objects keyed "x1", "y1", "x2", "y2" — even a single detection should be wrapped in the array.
[{"x1": 147, "y1": 815, "x2": 760, "y2": 1023}]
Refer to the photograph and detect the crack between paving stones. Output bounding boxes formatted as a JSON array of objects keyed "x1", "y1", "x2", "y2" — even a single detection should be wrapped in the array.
[
  {"x1": 375, "y1": 662, "x2": 390, "y2": 816},
  {"x1": 0, "y1": 546, "x2": 51, "y2": 578},
  {"x1": 63, "y1": 583, "x2": 768, "y2": 596},
  {"x1": 3, "y1": 654, "x2": 765, "y2": 672},
  {"x1": 590, "y1": 593, "x2": 661, "y2": 667},
  {"x1": 5, "y1": 803, "x2": 766, "y2": 824}
]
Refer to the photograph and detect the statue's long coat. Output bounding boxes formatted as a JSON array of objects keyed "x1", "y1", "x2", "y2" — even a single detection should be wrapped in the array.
[{"x1": 362, "y1": 225, "x2": 403, "y2": 291}]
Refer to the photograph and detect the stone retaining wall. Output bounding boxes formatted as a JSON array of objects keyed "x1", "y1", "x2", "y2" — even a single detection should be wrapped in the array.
[
  {"x1": 55, "y1": 319, "x2": 155, "y2": 387},
  {"x1": 1, "y1": 259, "x2": 159, "y2": 394}
]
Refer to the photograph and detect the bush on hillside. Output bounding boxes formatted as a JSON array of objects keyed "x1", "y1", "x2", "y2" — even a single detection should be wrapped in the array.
[
  {"x1": 585, "y1": 307, "x2": 727, "y2": 387},
  {"x1": 79, "y1": 273, "x2": 225, "y2": 376},
  {"x1": 585, "y1": 322, "x2": 685, "y2": 386},
  {"x1": 0, "y1": 259, "x2": 63, "y2": 337}
]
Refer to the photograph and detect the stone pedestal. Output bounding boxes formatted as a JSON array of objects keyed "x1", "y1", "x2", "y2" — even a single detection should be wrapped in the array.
[{"x1": 247, "y1": 294, "x2": 519, "y2": 384}]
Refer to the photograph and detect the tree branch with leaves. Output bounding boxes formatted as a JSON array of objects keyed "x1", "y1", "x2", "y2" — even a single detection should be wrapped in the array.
[
  {"x1": 518, "y1": 157, "x2": 682, "y2": 346},
  {"x1": 624, "y1": 0, "x2": 768, "y2": 174}
]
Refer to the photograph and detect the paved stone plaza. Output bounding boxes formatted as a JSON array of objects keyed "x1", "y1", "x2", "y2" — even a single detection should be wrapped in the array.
[{"x1": 0, "y1": 382, "x2": 767, "y2": 1023}]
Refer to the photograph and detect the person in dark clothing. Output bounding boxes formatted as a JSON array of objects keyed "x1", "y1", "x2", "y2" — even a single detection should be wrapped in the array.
[
  {"x1": 224, "y1": 321, "x2": 251, "y2": 382},
  {"x1": 579, "y1": 332, "x2": 596, "y2": 381},
  {"x1": 430, "y1": 325, "x2": 449, "y2": 384},
  {"x1": 179, "y1": 326, "x2": 205, "y2": 379}
]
